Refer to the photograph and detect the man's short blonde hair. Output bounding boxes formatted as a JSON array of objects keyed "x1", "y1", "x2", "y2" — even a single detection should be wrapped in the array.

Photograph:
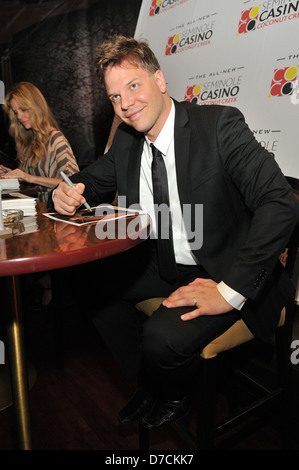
[{"x1": 95, "y1": 35, "x2": 160, "y2": 81}]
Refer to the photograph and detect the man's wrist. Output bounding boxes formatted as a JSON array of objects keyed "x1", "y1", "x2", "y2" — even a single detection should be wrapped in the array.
[{"x1": 217, "y1": 281, "x2": 247, "y2": 310}]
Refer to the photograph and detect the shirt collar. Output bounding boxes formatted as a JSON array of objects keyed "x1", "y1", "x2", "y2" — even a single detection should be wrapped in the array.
[{"x1": 145, "y1": 99, "x2": 175, "y2": 156}]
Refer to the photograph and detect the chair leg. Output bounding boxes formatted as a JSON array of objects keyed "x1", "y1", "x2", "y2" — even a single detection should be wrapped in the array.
[
  {"x1": 196, "y1": 356, "x2": 218, "y2": 450},
  {"x1": 139, "y1": 420, "x2": 150, "y2": 450}
]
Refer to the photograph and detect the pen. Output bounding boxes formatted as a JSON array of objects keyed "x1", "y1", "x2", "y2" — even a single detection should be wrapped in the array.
[{"x1": 60, "y1": 171, "x2": 92, "y2": 211}]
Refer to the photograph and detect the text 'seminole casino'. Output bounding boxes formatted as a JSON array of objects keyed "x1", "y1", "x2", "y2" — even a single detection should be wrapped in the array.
[
  {"x1": 149, "y1": 0, "x2": 189, "y2": 16},
  {"x1": 238, "y1": 0, "x2": 299, "y2": 34}
]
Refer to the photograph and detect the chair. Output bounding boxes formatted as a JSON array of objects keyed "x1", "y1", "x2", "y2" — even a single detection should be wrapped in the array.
[{"x1": 136, "y1": 177, "x2": 299, "y2": 450}]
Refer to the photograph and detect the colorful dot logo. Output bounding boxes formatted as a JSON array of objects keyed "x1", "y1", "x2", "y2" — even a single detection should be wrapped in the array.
[
  {"x1": 184, "y1": 85, "x2": 201, "y2": 103},
  {"x1": 269, "y1": 66, "x2": 298, "y2": 97},
  {"x1": 165, "y1": 34, "x2": 181, "y2": 55},
  {"x1": 149, "y1": 0, "x2": 162, "y2": 16},
  {"x1": 237, "y1": 7, "x2": 259, "y2": 34}
]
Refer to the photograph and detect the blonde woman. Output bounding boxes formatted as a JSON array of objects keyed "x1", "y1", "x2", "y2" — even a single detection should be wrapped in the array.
[{"x1": 1, "y1": 82, "x2": 79, "y2": 202}]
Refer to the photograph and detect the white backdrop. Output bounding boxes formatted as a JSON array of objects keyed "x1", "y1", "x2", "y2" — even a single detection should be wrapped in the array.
[{"x1": 134, "y1": 0, "x2": 299, "y2": 178}]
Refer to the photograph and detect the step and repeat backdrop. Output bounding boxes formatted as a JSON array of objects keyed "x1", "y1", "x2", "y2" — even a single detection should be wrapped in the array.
[{"x1": 134, "y1": 0, "x2": 299, "y2": 178}]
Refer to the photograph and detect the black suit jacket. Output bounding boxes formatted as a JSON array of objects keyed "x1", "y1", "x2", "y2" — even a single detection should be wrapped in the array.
[{"x1": 69, "y1": 101, "x2": 298, "y2": 341}]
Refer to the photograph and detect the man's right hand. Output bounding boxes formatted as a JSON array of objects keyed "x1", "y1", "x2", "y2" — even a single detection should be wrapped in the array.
[{"x1": 53, "y1": 181, "x2": 86, "y2": 215}]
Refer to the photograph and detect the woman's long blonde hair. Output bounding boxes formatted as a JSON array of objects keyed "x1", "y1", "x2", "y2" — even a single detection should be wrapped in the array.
[{"x1": 3, "y1": 82, "x2": 59, "y2": 167}]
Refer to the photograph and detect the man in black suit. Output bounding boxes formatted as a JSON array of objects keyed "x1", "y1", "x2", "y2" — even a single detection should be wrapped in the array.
[{"x1": 53, "y1": 35, "x2": 298, "y2": 429}]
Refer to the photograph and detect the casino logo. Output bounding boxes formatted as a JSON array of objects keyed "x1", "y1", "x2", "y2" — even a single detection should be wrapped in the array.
[
  {"x1": 237, "y1": 2, "x2": 299, "y2": 34},
  {"x1": 237, "y1": 6, "x2": 259, "y2": 33},
  {"x1": 149, "y1": 0, "x2": 162, "y2": 16},
  {"x1": 184, "y1": 85, "x2": 201, "y2": 103},
  {"x1": 184, "y1": 70, "x2": 242, "y2": 106},
  {"x1": 165, "y1": 34, "x2": 181, "y2": 55},
  {"x1": 149, "y1": 0, "x2": 189, "y2": 16},
  {"x1": 165, "y1": 20, "x2": 214, "y2": 56},
  {"x1": 269, "y1": 66, "x2": 299, "y2": 97}
]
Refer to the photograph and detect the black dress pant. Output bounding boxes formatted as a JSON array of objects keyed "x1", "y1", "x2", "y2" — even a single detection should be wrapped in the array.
[{"x1": 87, "y1": 240, "x2": 239, "y2": 397}]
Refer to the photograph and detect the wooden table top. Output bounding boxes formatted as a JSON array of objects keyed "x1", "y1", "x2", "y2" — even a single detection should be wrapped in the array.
[{"x1": 0, "y1": 203, "x2": 150, "y2": 277}]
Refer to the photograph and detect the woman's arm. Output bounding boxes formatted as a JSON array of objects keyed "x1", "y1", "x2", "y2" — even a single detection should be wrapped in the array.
[{"x1": 0, "y1": 167, "x2": 62, "y2": 188}]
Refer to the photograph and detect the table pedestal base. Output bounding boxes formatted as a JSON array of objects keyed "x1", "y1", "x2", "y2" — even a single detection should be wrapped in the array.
[
  {"x1": 5, "y1": 275, "x2": 32, "y2": 450},
  {"x1": 0, "y1": 362, "x2": 36, "y2": 412}
]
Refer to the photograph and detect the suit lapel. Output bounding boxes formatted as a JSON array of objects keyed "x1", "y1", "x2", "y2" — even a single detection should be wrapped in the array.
[
  {"x1": 173, "y1": 102, "x2": 191, "y2": 209},
  {"x1": 127, "y1": 135, "x2": 144, "y2": 206},
  {"x1": 173, "y1": 101, "x2": 199, "y2": 243}
]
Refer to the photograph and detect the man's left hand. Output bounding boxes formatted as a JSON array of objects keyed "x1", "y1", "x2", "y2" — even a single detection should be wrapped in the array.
[{"x1": 163, "y1": 278, "x2": 233, "y2": 321}]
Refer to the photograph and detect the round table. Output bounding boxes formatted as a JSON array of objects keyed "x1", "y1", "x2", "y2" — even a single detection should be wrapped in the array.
[{"x1": 0, "y1": 203, "x2": 150, "y2": 449}]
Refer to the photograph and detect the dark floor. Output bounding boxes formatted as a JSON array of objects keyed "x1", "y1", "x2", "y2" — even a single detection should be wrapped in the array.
[{"x1": 0, "y1": 278, "x2": 299, "y2": 452}]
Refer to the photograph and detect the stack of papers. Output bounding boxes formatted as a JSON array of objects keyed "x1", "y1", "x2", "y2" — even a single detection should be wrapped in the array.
[
  {"x1": 0, "y1": 179, "x2": 20, "y2": 191},
  {"x1": 2, "y1": 197, "x2": 37, "y2": 216}
]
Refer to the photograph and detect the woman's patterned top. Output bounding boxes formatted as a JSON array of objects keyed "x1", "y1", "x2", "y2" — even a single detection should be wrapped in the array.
[{"x1": 22, "y1": 130, "x2": 79, "y2": 202}]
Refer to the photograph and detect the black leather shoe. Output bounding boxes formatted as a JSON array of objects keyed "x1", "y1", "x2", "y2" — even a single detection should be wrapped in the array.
[
  {"x1": 118, "y1": 388, "x2": 156, "y2": 424},
  {"x1": 142, "y1": 395, "x2": 191, "y2": 429}
]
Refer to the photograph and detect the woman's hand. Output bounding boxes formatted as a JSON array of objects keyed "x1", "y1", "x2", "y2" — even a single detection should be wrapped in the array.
[
  {"x1": 0, "y1": 164, "x2": 11, "y2": 175},
  {"x1": 163, "y1": 278, "x2": 233, "y2": 321},
  {"x1": 0, "y1": 167, "x2": 32, "y2": 183}
]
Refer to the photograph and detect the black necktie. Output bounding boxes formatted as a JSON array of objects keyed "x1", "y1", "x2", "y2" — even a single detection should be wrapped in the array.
[{"x1": 151, "y1": 144, "x2": 177, "y2": 283}]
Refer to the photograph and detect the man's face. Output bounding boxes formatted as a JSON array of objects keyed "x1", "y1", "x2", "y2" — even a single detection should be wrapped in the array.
[{"x1": 104, "y1": 59, "x2": 170, "y2": 141}]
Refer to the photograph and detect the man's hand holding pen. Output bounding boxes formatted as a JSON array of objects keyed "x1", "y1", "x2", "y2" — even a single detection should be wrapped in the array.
[{"x1": 53, "y1": 180, "x2": 87, "y2": 215}]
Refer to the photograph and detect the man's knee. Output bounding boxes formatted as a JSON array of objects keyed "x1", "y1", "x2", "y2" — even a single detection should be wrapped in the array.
[{"x1": 142, "y1": 306, "x2": 192, "y2": 368}]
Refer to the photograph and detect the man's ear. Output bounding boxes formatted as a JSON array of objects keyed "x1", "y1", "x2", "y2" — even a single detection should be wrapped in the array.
[{"x1": 154, "y1": 69, "x2": 167, "y2": 93}]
